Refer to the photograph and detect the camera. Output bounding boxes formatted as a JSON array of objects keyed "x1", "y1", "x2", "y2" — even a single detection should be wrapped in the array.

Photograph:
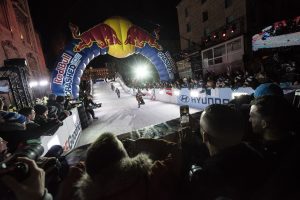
[
  {"x1": 180, "y1": 105, "x2": 190, "y2": 127},
  {"x1": 0, "y1": 145, "x2": 44, "y2": 180},
  {"x1": 92, "y1": 103, "x2": 102, "y2": 109}
]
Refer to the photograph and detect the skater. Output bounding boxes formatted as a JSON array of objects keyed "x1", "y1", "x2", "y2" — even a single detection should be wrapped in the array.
[
  {"x1": 83, "y1": 94, "x2": 100, "y2": 120},
  {"x1": 115, "y1": 88, "x2": 120, "y2": 98},
  {"x1": 111, "y1": 83, "x2": 115, "y2": 91},
  {"x1": 136, "y1": 90, "x2": 145, "y2": 108}
]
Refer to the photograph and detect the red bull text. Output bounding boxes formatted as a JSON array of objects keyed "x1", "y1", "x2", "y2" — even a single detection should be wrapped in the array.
[{"x1": 53, "y1": 53, "x2": 72, "y2": 85}]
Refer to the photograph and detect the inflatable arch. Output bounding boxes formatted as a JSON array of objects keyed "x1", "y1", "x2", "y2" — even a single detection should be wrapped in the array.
[{"x1": 51, "y1": 16, "x2": 176, "y2": 98}]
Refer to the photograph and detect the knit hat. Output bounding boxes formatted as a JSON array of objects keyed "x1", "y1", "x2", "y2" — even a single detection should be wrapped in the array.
[
  {"x1": 3, "y1": 112, "x2": 26, "y2": 124},
  {"x1": 254, "y1": 83, "x2": 283, "y2": 98},
  {"x1": 34, "y1": 104, "x2": 48, "y2": 115}
]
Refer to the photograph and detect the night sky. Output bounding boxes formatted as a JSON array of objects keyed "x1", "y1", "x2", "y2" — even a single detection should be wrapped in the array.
[{"x1": 28, "y1": 0, "x2": 182, "y2": 69}]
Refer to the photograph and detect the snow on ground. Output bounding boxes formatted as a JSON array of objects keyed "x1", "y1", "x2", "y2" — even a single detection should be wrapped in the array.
[{"x1": 76, "y1": 81, "x2": 201, "y2": 146}]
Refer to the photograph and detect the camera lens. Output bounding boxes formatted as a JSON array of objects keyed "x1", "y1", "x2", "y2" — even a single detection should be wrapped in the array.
[{"x1": 15, "y1": 145, "x2": 44, "y2": 160}]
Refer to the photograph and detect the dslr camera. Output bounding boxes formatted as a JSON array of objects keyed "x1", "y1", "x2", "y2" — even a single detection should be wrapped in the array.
[{"x1": 0, "y1": 144, "x2": 44, "y2": 181}]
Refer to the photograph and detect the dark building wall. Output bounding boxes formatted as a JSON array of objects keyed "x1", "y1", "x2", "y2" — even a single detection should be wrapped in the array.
[{"x1": 0, "y1": 0, "x2": 48, "y2": 79}]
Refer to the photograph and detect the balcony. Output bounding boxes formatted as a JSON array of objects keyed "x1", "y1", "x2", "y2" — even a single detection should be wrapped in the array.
[{"x1": 202, "y1": 16, "x2": 245, "y2": 49}]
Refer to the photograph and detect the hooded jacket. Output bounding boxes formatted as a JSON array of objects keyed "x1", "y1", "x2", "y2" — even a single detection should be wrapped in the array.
[{"x1": 77, "y1": 153, "x2": 179, "y2": 200}]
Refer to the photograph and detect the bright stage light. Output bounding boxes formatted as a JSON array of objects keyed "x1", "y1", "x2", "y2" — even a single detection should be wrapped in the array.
[
  {"x1": 29, "y1": 81, "x2": 38, "y2": 88},
  {"x1": 39, "y1": 80, "x2": 49, "y2": 86},
  {"x1": 134, "y1": 64, "x2": 149, "y2": 79}
]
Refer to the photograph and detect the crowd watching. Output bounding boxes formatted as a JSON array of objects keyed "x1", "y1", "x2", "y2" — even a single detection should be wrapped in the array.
[
  {"x1": 0, "y1": 67, "x2": 300, "y2": 200},
  {"x1": 124, "y1": 69, "x2": 300, "y2": 91}
]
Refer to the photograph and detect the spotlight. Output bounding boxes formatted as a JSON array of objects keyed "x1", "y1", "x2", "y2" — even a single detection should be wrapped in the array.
[
  {"x1": 134, "y1": 64, "x2": 149, "y2": 79},
  {"x1": 29, "y1": 81, "x2": 38, "y2": 88},
  {"x1": 39, "y1": 80, "x2": 49, "y2": 86}
]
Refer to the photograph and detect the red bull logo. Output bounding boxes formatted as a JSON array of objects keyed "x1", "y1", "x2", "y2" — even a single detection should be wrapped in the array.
[
  {"x1": 124, "y1": 25, "x2": 163, "y2": 50},
  {"x1": 69, "y1": 23, "x2": 122, "y2": 52}
]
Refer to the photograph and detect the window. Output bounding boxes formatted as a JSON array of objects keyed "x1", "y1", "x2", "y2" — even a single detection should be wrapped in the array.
[
  {"x1": 203, "y1": 49, "x2": 213, "y2": 59},
  {"x1": 227, "y1": 39, "x2": 241, "y2": 52},
  {"x1": 226, "y1": 16, "x2": 234, "y2": 24},
  {"x1": 203, "y1": 49, "x2": 213, "y2": 65},
  {"x1": 202, "y1": 11, "x2": 208, "y2": 22},
  {"x1": 201, "y1": 0, "x2": 207, "y2": 4},
  {"x1": 214, "y1": 45, "x2": 225, "y2": 64},
  {"x1": 186, "y1": 23, "x2": 191, "y2": 32},
  {"x1": 185, "y1": 8, "x2": 189, "y2": 17},
  {"x1": 214, "y1": 45, "x2": 225, "y2": 57},
  {"x1": 225, "y1": 0, "x2": 233, "y2": 8}
]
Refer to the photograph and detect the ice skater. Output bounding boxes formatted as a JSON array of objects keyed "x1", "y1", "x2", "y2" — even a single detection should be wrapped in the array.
[
  {"x1": 136, "y1": 90, "x2": 145, "y2": 108},
  {"x1": 115, "y1": 88, "x2": 120, "y2": 98}
]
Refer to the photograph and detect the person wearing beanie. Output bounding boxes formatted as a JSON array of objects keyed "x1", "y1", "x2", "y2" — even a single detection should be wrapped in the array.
[
  {"x1": 34, "y1": 104, "x2": 49, "y2": 126},
  {"x1": 254, "y1": 83, "x2": 283, "y2": 98},
  {"x1": 19, "y1": 107, "x2": 40, "y2": 130},
  {"x1": 0, "y1": 112, "x2": 27, "y2": 131},
  {"x1": 3, "y1": 112, "x2": 26, "y2": 124}
]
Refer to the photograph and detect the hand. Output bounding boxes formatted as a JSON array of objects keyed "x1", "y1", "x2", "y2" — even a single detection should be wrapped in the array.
[
  {"x1": 178, "y1": 127, "x2": 194, "y2": 148},
  {"x1": 1, "y1": 157, "x2": 45, "y2": 200},
  {"x1": 56, "y1": 162, "x2": 85, "y2": 200}
]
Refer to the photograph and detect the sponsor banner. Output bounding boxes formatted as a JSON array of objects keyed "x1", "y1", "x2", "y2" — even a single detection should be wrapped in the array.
[
  {"x1": 177, "y1": 88, "x2": 231, "y2": 109},
  {"x1": 40, "y1": 107, "x2": 82, "y2": 154},
  {"x1": 51, "y1": 52, "x2": 83, "y2": 97},
  {"x1": 116, "y1": 75, "x2": 255, "y2": 110},
  {"x1": 165, "y1": 88, "x2": 172, "y2": 96}
]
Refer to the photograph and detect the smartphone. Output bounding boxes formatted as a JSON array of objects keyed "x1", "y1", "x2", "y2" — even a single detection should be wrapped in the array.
[{"x1": 180, "y1": 105, "x2": 190, "y2": 126}]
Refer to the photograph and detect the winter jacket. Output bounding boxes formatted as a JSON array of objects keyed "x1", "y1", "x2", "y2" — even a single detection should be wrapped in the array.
[{"x1": 77, "y1": 153, "x2": 180, "y2": 200}]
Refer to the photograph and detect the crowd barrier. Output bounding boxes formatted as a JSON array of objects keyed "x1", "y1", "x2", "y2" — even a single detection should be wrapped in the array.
[
  {"x1": 115, "y1": 77, "x2": 255, "y2": 109},
  {"x1": 41, "y1": 107, "x2": 82, "y2": 154}
]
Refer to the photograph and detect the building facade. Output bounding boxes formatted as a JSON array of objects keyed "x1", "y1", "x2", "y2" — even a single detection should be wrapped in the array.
[
  {"x1": 177, "y1": 0, "x2": 247, "y2": 77},
  {"x1": 82, "y1": 67, "x2": 109, "y2": 80},
  {"x1": 176, "y1": 0, "x2": 299, "y2": 77},
  {"x1": 0, "y1": 0, "x2": 48, "y2": 80}
]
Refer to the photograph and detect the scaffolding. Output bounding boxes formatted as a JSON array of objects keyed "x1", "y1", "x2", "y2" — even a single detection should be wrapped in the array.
[{"x1": 0, "y1": 59, "x2": 34, "y2": 110}]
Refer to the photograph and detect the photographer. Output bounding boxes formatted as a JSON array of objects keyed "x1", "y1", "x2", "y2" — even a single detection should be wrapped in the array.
[
  {"x1": 1, "y1": 157, "x2": 53, "y2": 200},
  {"x1": 83, "y1": 94, "x2": 99, "y2": 120}
]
